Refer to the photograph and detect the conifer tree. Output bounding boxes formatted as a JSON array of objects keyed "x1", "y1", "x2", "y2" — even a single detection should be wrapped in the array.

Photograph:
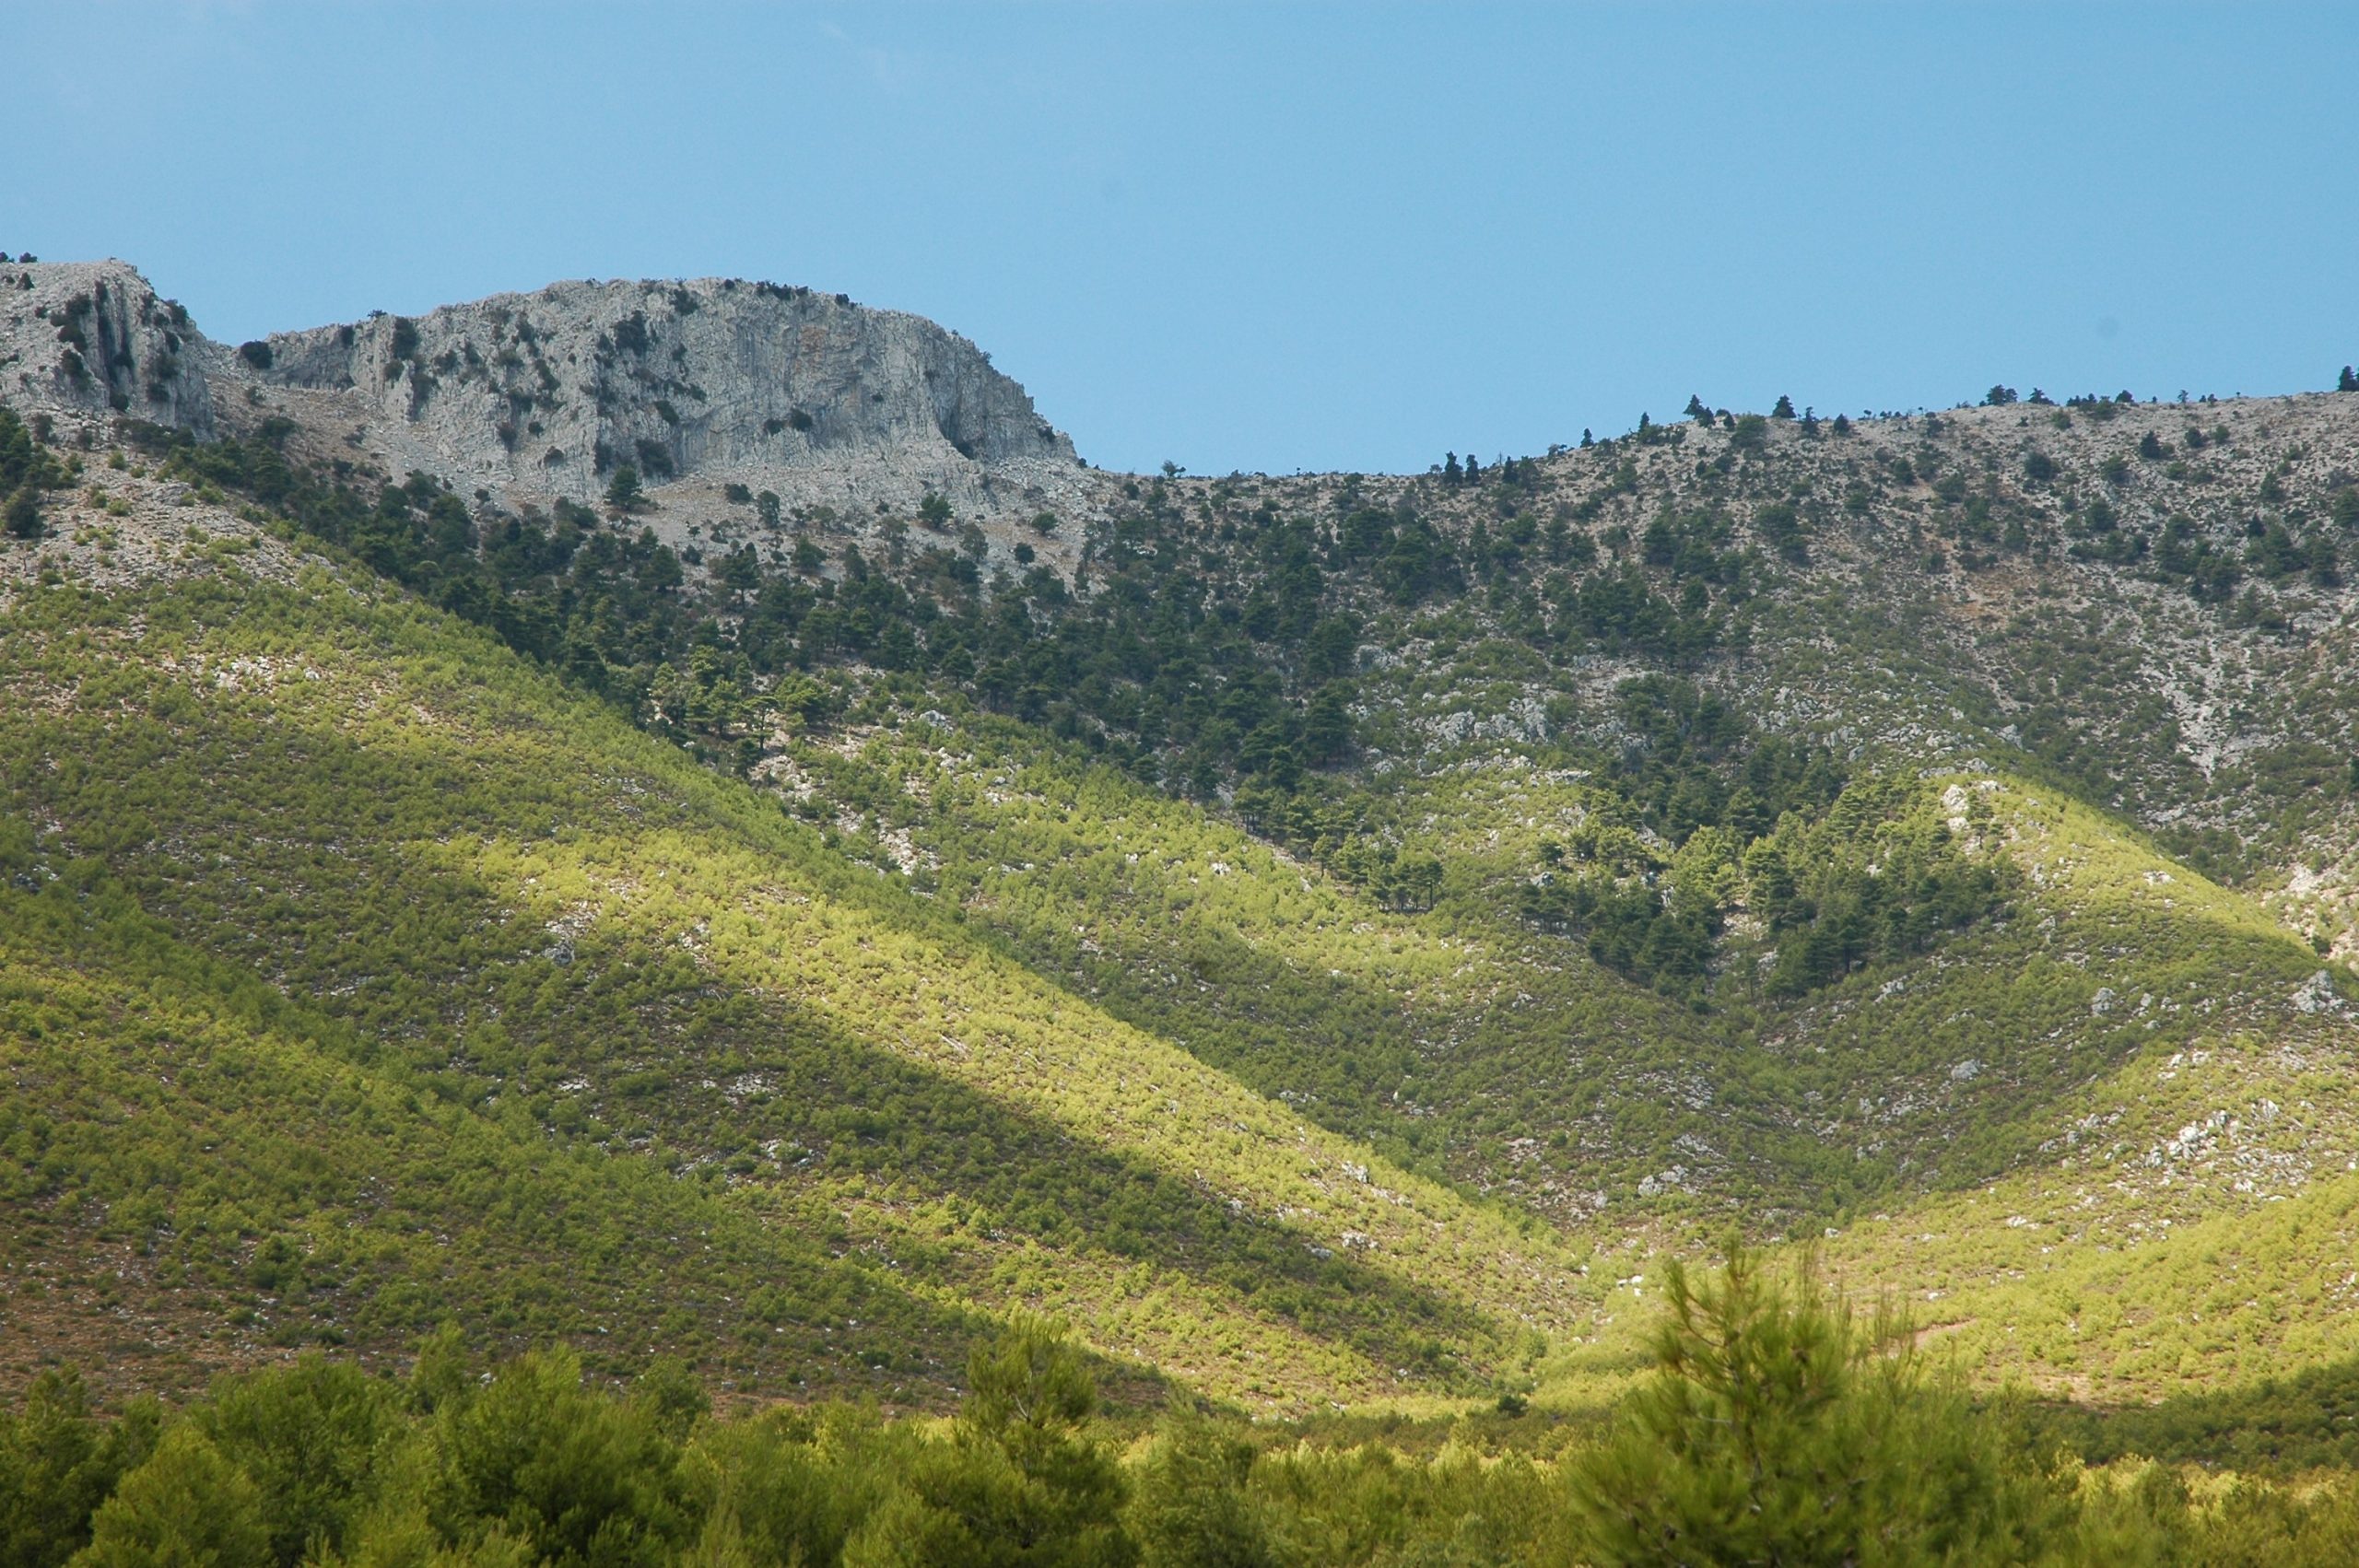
[
  {"x1": 1567, "y1": 1246, "x2": 2069, "y2": 1566},
  {"x1": 75, "y1": 1426, "x2": 270, "y2": 1568}
]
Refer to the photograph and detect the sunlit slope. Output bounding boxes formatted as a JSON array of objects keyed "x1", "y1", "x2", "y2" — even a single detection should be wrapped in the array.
[
  {"x1": 1758, "y1": 784, "x2": 2342, "y2": 1199},
  {"x1": 775, "y1": 717, "x2": 2348, "y2": 1236},
  {"x1": 0, "y1": 854, "x2": 975, "y2": 1407},
  {"x1": 0, "y1": 565, "x2": 1601, "y2": 1408},
  {"x1": 1524, "y1": 786, "x2": 2358, "y2": 1405},
  {"x1": 1802, "y1": 794, "x2": 2357, "y2": 1402},
  {"x1": 756, "y1": 711, "x2": 1729, "y2": 1206}
]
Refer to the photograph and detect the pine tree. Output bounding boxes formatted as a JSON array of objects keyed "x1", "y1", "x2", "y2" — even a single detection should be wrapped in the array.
[
  {"x1": 604, "y1": 463, "x2": 646, "y2": 516},
  {"x1": 76, "y1": 1426, "x2": 270, "y2": 1568},
  {"x1": 2340, "y1": 365, "x2": 2358, "y2": 392},
  {"x1": 2, "y1": 486, "x2": 38, "y2": 540},
  {"x1": 1771, "y1": 393, "x2": 1797, "y2": 419},
  {"x1": 845, "y1": 1316, "x2": 1134, "y2": 1568},
  {"x1": 1567, "y1": 1246, "x2": 2071, "y2": 1567},
  {"x1": 1127, "y1": 1409, "x2": 1273, "y2": 1568}
]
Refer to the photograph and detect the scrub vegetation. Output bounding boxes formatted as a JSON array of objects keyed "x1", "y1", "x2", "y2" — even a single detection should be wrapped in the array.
[{"x1": 7, "y1": 350, "x2": 2359, "y2": 1561}]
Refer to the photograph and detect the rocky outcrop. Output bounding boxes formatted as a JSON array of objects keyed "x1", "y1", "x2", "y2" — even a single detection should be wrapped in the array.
[
  {"x1": 247, "y1": 275, "x2": 1082, "y2": 509},
  {"x1": 0, "y1": 260, "x2": 215, "y2": 439},
  {"x1": 0, "y1": 260, "x2": 1091, "y2": 524}
]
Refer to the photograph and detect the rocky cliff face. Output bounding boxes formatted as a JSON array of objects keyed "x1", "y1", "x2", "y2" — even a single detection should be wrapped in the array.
[
  {"x1": 250, "y1": 275, "x2": 1082, "y2": 503},
  {"x1": 0, "y1": 260, "x2": 215, "y2": 439},
  {"x1": 0, "y1": 260, "x2": 1091, "y2": 524}
]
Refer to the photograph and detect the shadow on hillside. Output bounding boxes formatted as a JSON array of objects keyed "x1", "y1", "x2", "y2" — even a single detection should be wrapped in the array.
[
  {"x1": 529, "y1": 938, "x2": 1519, "y2": 1395},
  {"x1": 982, "y1": 862, "x2": 1744, "y2": 1191},
  {"x1": 2015, "y1": 1352, "x2": 2359, "y2": 1474},
  {"x1": 1750, "y1": 902, "x2": 2328, "y2": 1211},
  {"x1": 0, "y1": 877, "x2": 1003, "y2": 1410},
  {"x1": 0, "y1": 662, "x2": 1520, "y2": 1399}
]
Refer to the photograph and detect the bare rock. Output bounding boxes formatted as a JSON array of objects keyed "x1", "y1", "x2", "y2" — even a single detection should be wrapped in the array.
[{"x1": 0, "y1": 260, "x2": 214, "y2": 439}]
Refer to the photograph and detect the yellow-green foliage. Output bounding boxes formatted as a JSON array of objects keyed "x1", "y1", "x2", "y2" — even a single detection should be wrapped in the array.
[
  {"x1": 7, "y1": 434, "x2": 2359, "y2": 1428},
  {"x1": 18, "y1": 1286, "x2": 2359, "y2": 1568},
  {"x1": 0, "y1": 852, "x2": 970, "y2": 1402},
  {"x1": 0, "y1": 568, "x2": 1595, "y2": 1410}
]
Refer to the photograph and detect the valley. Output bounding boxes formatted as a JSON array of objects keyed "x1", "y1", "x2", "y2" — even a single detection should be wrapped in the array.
[{"x1": 5, "y1": 255, "x2": 2359, "y2": 1559}]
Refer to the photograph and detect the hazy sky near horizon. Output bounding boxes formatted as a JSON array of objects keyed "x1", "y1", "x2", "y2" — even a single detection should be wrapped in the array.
[{"x1": 5, "y1": 3, "x2": 2353, "y2": 475}]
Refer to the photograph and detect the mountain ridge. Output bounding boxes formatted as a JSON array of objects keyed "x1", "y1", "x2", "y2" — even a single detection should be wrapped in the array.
[{"x1": 1, "y1": 258, "x2": 1096, "y2": 532}]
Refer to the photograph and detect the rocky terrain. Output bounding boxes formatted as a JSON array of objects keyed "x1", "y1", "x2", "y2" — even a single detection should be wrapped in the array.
[{"x1": 0, "y1": 258, "x2": 1104, "y2": 547}]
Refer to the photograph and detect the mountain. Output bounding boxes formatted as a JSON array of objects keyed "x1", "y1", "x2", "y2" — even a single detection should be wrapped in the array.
[
  {"x1": 5, "y1": 257, "x2": 2359, "y2": 1430},
  {"x1": 3, "y1": 258, "x2": 1090, "y2": 532}
]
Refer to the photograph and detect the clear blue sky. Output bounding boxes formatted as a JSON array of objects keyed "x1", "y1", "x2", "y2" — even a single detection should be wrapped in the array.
[{"x1": 5, "y1": 4, "x2": 2353, "y2": 475}]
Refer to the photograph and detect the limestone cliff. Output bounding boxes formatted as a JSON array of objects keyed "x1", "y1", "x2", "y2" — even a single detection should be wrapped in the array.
[
  {"x1": 0, "y1": 260, "x2": 1090, "y2": 522},
  {"x1": 250, "y1": 275, "x2": 1082, "y2": 504},
  {"x1": 0, "y1": 260, "x2": 214, "y2": 438}
]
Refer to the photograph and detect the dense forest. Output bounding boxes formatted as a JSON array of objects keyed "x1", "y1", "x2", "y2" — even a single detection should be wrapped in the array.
[{"x1": 12, "y1": 1253, "x2": 2359, "y2": 1568}]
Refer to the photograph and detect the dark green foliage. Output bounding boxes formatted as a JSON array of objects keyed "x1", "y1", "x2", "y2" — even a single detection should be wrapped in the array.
[
  {"x1": 609, "y1": 312, "x2": 651, "y2": 357},
  {"x1": 15, "y1": 1299, "x2": 2359, "y2": 1566},
  {"x1": 1567, "y1": 1246, "x2": 2068, "y2": 1567},
  {"x1": 2, "y1": 486, "x2": 38, "y2": 540},
  {"x1": 1754, "y1": 777, "x2": 2014, "y2": 997},
  {"x1": 428, "y1": 1348, "x2": 693, "y2": 1567},
  {"x1": 2030, "y1": 1352, "x2": 2359, "y2": 1476},
  {"x1": 845, "y1": 1316, "x2": 1134, "y2": 1567},
  {"x1": 1753, "y1": 499, "x2": 1807, "y2": 564},
  {"x1": 1, "y1": 404, "x2": 62, "y2": 539},
  {"x1": 1128, "y1": 1410, "x2": 1274, "y2": 1568},
  {"x1": 0, "y1": 1370, "x2": 160, "y2": 1568},
  {"x1": 193, "y1": 1358, "x2": 404, "y2": 1567}
]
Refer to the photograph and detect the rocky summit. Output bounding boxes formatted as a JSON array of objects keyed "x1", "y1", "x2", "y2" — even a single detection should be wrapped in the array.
[{"x1": 2, "y1": 259, "x2": 1089, "y2": 527}]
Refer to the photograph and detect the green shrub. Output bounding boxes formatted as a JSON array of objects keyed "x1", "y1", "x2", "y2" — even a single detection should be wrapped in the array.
[{"x1": 1567, "y1": 1246, "x2": 2071, "y2": 1566}]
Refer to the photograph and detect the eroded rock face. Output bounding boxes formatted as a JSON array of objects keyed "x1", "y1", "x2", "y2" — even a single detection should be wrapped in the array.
[
  {"x1": 1, "y1": 260, "x2": 1091, "y2": 527},
  {"x1": 249, "y1": 275, "x2": 1080, "y2": 506},
  {"x1": 0, "y1": 260, "x2": 215, "y2": 439}
]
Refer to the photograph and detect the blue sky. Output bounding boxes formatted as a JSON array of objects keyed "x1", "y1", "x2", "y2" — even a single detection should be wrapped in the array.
[{"x1": 5, "y1": 3, "x2": 2353, "y2": 474}]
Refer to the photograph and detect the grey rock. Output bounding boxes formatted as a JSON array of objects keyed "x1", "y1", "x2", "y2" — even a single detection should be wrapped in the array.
[
  {"x1": 0, "y1": 260, "x2": 1091, "y2": 532},
  {"x1": 2292, "y1": 970, "x2": 2343, "y2": 1014},
  {"x1": 250, "y1": 275, "x2": 1078, "y2": 507},
  {"x1": 0, "y1": 260, "x2": 214, "y2": 439}
]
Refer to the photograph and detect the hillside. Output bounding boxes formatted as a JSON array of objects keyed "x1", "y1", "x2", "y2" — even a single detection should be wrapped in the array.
[
  {"x1": 5, "y1": 257, "x2": 2359, "y2": 1432},
  {"x1": 0, "y1": 459, "x2": 1605, "y2": 1413}
]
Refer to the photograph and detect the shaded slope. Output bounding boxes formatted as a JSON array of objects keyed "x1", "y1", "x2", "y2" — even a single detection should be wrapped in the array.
[
  {"x1": 0, "y1": 542, "x2": 1596, "y2": 1409},
  {"x1": 0, "y1": 853, "x2": 978, "y2": 1408}
]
